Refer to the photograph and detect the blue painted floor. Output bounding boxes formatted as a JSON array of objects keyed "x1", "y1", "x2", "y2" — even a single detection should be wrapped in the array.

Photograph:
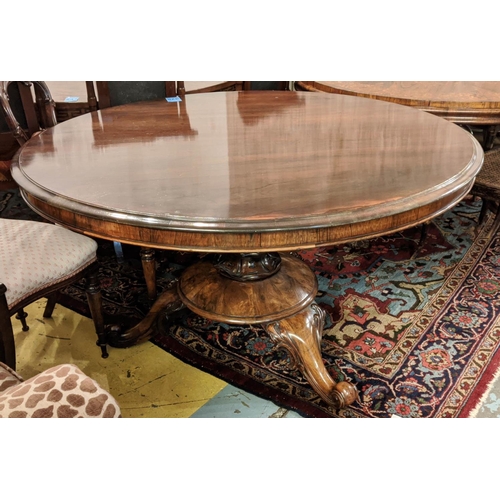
[{"x1": 190, "y1": 384, "x2": 303, "y2": 418}]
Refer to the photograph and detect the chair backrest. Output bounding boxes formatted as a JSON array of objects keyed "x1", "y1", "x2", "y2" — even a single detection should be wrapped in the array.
[
  {"x1": 93, "y1": 81, "x2": 268, "y2": 110},
  {"x1": 0, "y1": 81, "x2": 57, "y2": 146},
  {"x1": 184, "y1": 81, "x2": 244, "y2": 93},
  {"x1": 50, "y1": 81, "x2": 290, "y2": 124},
  {"x1": 244, "y1": 82, "x2": 290, "y2": 91},
  {"x1": 95, "y1": 81, "x2": 181, "y2": 109}
]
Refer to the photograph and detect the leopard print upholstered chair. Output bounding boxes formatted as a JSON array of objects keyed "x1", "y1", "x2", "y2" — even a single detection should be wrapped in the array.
[
  {"x1": 0, "y1": 362, "x2": 121, "y2": 418},
  {"x1": 0, "y1": 218, "x2": 108, "y2": 371}
]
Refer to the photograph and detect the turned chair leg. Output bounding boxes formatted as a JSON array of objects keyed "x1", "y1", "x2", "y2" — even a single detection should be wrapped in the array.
[
  {"x1": 15, "y1": 308, "x2": 29, "y2": 331},
  {"x1": 85, "y1": 271, "x2": 108, "y2": 358},
  {"x1": 0, "y1": 284, "x2": 16, "y2": 370}
]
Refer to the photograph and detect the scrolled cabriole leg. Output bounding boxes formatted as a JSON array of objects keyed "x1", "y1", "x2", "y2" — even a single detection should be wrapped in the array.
[{"x1": 264, "y1": 303, "x2": 357, "y2": 409}]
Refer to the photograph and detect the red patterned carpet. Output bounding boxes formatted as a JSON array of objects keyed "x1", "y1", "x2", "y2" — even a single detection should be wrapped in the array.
[{"x1": 154, "y1": 201, "x2": 500, "y2": 417}]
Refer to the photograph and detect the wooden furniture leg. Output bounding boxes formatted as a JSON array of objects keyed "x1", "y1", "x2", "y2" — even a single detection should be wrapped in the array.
[
  {"x1": 483, "y1": 125, "x2": 499, "y2": 151},
  {"x1": 85, "y1": 271, "x2": 108, "y2": 358},
  {"x1": 15, "y1": 309, "x2": 29, "y2": 331},
  {"x1": 106, "y1": 252, "x2": 358, "y2": 409},
  {"x1": 43, "y1": 292, "x2": 59, "y2": 318},
  {"x1": 264, "y1": 304, "x2": 357, "y2": 409},
  {"x1": 411, "y1": 221, "x2": 431, "y2": 257},
  {"x1": 140, "y1": 247, "x2": 157, "y2": 302},
  {"x1": 107, "y1": 282, "x2": 185, "y2": 348},
  {"x1": 179, "y1": 252, "x2": 359, "y2": 409}
]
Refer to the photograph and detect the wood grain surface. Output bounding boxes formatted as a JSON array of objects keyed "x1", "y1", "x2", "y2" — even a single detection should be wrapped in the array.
[
  {"x1": 12, "y1": 91, "x2": 483, "y2": 252},
  {"x1": 295, "y1": 81, "x2": 500, "y2": 124}
]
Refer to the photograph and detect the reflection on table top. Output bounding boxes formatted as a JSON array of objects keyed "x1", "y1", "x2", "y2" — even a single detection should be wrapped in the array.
[
  {"x1": 13, "y1": 91, "x2": 482, "y2": 235},
  {"x1": 296, "y1": 81, "x2": 500, "y2": 124}
]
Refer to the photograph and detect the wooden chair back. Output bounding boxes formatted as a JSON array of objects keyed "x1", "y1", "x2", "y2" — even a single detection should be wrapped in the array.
[
  {"x1": 0, "y1": 81, "x2": 57, "y2": 146},
  {"x1": 243, "y1": 82, "x2": 290, "y2": 91},
  {"x1": 94, "y1": 81, "x2": 278, "y2": 109},
  {"x1": 94, "y1": 81, "x2": 181, "y2": 109}
]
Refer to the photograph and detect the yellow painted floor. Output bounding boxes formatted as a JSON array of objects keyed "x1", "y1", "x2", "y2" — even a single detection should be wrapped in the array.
[{"x1": 13, "y1": 300, "x2": 228, "y2": 418}]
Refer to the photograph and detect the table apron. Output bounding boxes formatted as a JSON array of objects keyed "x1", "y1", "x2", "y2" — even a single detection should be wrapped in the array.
[{"x1": 21, "y1": 182, "x2": 474, "y2": 253}]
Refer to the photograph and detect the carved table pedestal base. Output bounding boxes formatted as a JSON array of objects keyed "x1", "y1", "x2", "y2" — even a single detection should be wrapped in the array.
[{"x1": 108, "y1": 252, "x2": 358, "y2": 409}]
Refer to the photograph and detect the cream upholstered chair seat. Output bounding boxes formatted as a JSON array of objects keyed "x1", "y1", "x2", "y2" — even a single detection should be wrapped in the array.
[
  {"x1": 0, "y1": 218, "x2": 98, "y2": 308},
  {"x1": 0, "y1": 218, "x2": 107, "y2": 370},
  {"x1": 0, "y1": 362, "x2": 120, "y2": 418}
]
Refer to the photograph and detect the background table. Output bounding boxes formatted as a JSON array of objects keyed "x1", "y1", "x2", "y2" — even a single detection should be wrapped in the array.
[
  {"x1": 11, "y1": 91, "x2": 484, "y2": 408},
  {"x1": 295, "y1": 81, "x2": 500, "y2": 149}
]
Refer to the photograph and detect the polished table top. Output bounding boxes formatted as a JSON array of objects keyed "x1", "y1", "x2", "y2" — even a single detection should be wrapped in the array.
[
  {"x1": 12, "y1": 91, "x2": 483, "y2": 252},
  {"x1": 295, "y1": 81, "x2": 500, "y2": 124}
]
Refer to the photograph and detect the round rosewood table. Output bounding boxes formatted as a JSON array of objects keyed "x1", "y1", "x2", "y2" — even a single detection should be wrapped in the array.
[
  {"x1": 295, "y1": 81, "x2": 500, "y2": 149},
  {"x1": 11, "y1": 91, "x2": 484, "y2": 409}
]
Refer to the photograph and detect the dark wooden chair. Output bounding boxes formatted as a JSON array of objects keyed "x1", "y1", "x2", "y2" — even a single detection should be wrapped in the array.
[
  {"x1": 50, "y1": 81, "x2": 290, "y2": 124},
  {"x1": 49, "y1": 81, "x2": 242, "y2": 121},
  {"x1": 94, "y1": 81, "x2": 290, "y2": 109},
  {"x1": 0, "y1": 81, "x2": 57, "y2": 189},
  {"x1": 0, "y1": 81, "x2": 57, "y2": 146},
  {"x1": 0, "y1": 114, "x2": 18, "y2": 190},
  {"x1": 183, "y1": 81, "x2": 245, "y2": 94},
  {"x1": 471, "y1": 147, "x2": 500, "y2": 237},
  {"x1": 0, "y1": 218, "x2": 107, "y2": 371},
  {"x1": 184, "y1": 81, "x2": 289, "y2": 92},
  {"x1": 47, "y1": 81, "x2": 98, "y2": 123},
  {"x1": 242, "y1": 82, "x2": 290, "y2": 91},
  {"x1": 95, "y1": 81, "x2": 178, "y2": 109}
]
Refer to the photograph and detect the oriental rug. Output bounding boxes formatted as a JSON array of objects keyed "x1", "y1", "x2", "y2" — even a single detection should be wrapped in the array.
[{"x1": 2, "y1": 188, "x2": 500, "y2": 418}]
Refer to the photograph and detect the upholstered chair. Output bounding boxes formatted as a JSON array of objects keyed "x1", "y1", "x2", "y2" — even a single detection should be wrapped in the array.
[
  {"x1": 0, "y1": 362, "x2": 121, "y2": 418},
  {"x1": 0, "y1": 218, "x2": 107, "y2": 370}
]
